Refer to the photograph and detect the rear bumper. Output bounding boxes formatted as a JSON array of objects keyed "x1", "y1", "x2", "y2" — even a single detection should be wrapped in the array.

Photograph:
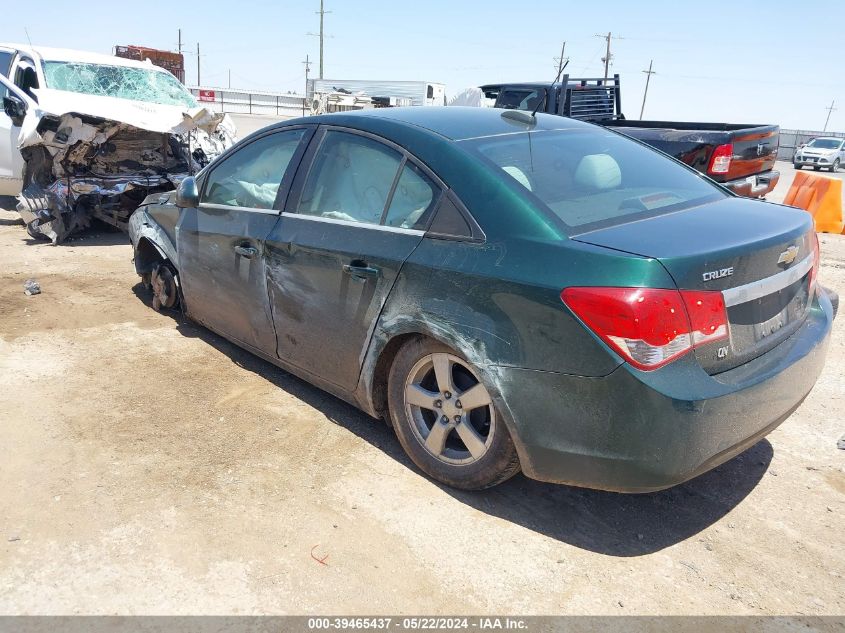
[
  {"x1": 723, "y1": 170, "x2": 779, "y2": 198},
  {"x1": 496, "y1": 288, "x2": 834, "y2": 492}
]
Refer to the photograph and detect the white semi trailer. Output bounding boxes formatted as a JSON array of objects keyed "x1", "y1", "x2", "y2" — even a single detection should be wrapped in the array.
[{"x1": 307, "y1": 78, "x2": 446, "y2": 114}]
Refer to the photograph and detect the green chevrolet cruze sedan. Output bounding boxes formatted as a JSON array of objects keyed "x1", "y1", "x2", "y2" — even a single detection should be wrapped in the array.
[{"x1": 128, "y1": 107, "x2": 835, "y2": 491}]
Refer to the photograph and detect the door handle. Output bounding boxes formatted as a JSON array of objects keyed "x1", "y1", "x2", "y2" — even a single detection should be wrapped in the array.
[
  {"x1": 234, "y1": 244, "x2": 258, "y2": 259},
  {"x1": 343, "y1": 262, "x2": 380, "y2": 279}
]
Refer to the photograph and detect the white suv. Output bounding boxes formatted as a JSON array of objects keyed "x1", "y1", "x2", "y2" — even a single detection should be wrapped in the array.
[{"x1": 793, "y1": 137, "x2": 845, "y2": 172}]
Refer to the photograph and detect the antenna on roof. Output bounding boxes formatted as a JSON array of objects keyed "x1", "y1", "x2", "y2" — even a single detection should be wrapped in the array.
[{"x1": 24, "y1": 27, "x2": 33, "y2": 46}]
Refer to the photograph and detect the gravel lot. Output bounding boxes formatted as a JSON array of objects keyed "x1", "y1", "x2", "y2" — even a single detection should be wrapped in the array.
[{"x1": 0, "y1": 164, "x2": 843, "y2": 614}]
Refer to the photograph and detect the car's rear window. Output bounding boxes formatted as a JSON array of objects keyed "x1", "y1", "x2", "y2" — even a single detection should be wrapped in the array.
[{"x1": 460, "y1": 128, "x2": 725, "y2": 232}]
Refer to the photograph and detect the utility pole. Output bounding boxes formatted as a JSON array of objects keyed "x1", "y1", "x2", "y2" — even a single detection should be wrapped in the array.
[
  {"x1": 196, "y1": 42, "x2": 200, "y2": 86},
  {"x1": 302, "y1": 54, "x2": 312, "y2": 115},
  {"x1": 308, "y1": 1, "x2": 331, "y2": 79},
  {"x1": 823, "y1": 99, "x2": 837, "y2": 132},
  {"x1": 595, "y1": 32, "x2": 623, "y2": 79},
  {"x1": 317, "y1": 0, "x2": 331, "y2": 79},
  {"x1": 177, "y1": 29, "x2": 182, "y2": 55},
  {"x1": 228, "y1": 69, "x2": 231, "y2": 89},
  {"x1": 640, "y1": 60, "x2": 655, "y2": 120},
  {"x1": 553, "y1": 41, "x2": 568, "y2": 75}
]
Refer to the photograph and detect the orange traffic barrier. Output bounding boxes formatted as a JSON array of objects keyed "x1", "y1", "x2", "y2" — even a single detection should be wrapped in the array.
[{"x1": 783, "y1": 171, "x2": 844, "y2": 234}]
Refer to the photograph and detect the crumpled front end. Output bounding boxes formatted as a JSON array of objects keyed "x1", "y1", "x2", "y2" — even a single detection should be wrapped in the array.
[{"x1": 17, "y1": 108, "x2": 235, "y2": 243}]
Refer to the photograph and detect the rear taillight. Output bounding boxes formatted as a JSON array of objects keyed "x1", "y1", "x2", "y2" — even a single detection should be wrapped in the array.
[
  {"x1": 561, "y1": 287, "x2": 729, "y2": 371},
  {"x1": 708, "y1": 143, "x2": 733, "y2": 174},
  {"x1": 681, "y1": 290, "x2": 729, "y2": 346},
  {"x1": 809, "y1": 232, "x2": 820, "y2": 297}
]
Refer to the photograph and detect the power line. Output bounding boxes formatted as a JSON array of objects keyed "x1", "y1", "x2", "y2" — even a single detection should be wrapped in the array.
[{"x1": 640, "y1": 59, "x2": 655, "y2": 120}]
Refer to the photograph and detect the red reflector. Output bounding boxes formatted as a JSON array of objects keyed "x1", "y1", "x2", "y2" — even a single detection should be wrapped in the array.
[
  {"x1": 708, "y1": 143, "x2": 733, "y2": 174},
  {"x1": 561, "y1": 287, "x2": 729, "y2": 371}
]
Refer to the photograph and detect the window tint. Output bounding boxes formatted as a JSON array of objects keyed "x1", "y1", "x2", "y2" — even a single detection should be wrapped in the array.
[
  {"x1": 383, "y1": 162, "x2": 437, "y2": 228},
  {"x1": 203, "y1": 129, "x2": 305, "y2": 209},
  {"x1": 462, "y1": 129, "x2": 724, "y2": 231},
  {"x1": 296, "y1": 131, "x2": 402, "y2": 225}
]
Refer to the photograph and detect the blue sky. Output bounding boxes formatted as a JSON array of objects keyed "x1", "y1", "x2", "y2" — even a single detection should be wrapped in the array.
[{"x1": 7, "y1": 0, "x2": 844, "y2": 130}]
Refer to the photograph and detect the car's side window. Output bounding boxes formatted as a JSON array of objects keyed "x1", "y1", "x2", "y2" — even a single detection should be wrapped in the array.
[
  {"x1": 13, "y1": 60, "x2": 39, "y2": 100},
  {"x1": 0, "y1": 51, "x2": 13, "y2": 78},
  {"x1": 202, "y1": 128, "x2": 306, "y2": 209},
  {"x1": 296, "y1": 131, "x2": 403, "y2": 225},
  {"x1": 383, "y1": 162, "x2": 438, "y2": 229}
]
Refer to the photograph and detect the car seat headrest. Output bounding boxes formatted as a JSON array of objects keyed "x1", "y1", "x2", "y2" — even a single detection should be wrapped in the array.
[{"x1": 574, "y1": 154, "x2": 621, "y2": 190}]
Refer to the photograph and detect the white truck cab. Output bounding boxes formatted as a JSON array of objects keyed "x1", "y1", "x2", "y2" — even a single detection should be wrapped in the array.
[
  {"x1": 0, "y1": 45, "x2": 41, "y2": 195},
  {"x1": 0, "y1": 43, "x2": 235, "y2": 242}
]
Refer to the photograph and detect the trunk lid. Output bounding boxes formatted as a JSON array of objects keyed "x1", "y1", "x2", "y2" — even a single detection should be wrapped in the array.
[{"x1": 572, "y1": 197, "x2": 816, "y2": 373}]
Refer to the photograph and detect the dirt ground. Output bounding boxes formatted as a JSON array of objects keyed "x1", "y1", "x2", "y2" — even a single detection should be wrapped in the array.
[{"x1": 0, "y1": 179, "x2": 843, "y2": 615}]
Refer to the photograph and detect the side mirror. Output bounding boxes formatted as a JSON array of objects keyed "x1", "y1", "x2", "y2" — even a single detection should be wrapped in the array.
[
  {"x1": 3, "y1": 94, "x2": 27, "y2": 126},
  {"x1": 175, "y1": 176, "x2": 199, "y2": 208}
]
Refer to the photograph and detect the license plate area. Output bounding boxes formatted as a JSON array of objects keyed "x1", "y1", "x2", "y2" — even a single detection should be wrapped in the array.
[{"x1": 753, "y1": 305, "x2": 791, "y2": 342}]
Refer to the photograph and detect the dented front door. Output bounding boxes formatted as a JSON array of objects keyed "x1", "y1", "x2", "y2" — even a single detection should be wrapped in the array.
[{"x1": 176, "y1": 127, "x2": 313, "y2": 352}]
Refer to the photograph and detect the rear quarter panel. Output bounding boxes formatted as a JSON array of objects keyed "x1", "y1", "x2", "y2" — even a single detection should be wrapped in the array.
[{"x1": 366, "y1": 235, "x2": 676, "y2": 378}]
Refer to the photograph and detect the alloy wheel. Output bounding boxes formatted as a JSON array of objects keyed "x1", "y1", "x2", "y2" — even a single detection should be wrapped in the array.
[{"x1": 403, "y1": 352, "x2": 495, "y2": 465}]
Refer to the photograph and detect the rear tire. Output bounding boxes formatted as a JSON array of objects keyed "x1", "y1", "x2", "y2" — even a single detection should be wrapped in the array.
[{"x1": 387, "y1": 337, "x2": 520, "y2": 490}]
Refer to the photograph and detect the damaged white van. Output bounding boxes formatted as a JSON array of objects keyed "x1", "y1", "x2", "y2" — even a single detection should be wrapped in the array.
[{"x1": 0, "y1": 44, "x2": 236, "y2": 243}]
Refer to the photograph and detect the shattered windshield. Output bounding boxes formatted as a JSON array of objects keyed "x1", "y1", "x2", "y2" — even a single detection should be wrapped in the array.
[{"x1": 43, "y1": 61, "x2": 197, "y2": 108}]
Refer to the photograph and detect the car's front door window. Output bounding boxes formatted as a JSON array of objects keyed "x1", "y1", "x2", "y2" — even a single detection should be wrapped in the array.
[
  {"x1": 295, "y1": 131, "x2": 403, "y2": 224},
  {"x1": 202, "y1": 128, "x2": 306, "y2": 209}
]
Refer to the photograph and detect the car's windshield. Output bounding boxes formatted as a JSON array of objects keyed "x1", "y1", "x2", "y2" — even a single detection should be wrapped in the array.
[
  {"x1": 42, "y1": 61, "x2": 197, "y2": 108},
  {"x1": 807, "y1": 138, "x2": 842, "y2": 149},
  {"x1": 461, "y1": 128, "x2": 724, "y2": 231}
]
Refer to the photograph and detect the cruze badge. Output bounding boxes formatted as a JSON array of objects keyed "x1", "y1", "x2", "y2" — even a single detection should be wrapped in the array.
[
  {"x1": 777, "y1": 245, "x2": 800, "y2": 265},
  {"x1": 702, "y1": 267, "x2": 734, "y2": 282}
]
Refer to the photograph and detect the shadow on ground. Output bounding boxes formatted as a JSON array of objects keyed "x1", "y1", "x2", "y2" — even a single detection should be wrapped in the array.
[{"x1": 132, "y1": 283, "x2": 772, "y2": 557}]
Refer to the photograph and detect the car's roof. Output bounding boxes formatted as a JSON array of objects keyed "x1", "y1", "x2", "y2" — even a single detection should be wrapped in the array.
[
  {"x1": 810, "y1": 137, "x2": 844, "y2": 142},
  {"x1": 292, "y1": 106, "x2": 591, "y2": 141},
  {"x1": 0, "y1": 43, "x2": 166, "y2": 72}
]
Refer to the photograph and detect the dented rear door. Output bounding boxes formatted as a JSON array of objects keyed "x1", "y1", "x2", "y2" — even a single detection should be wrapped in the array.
[{"x1": 264, "y1": 127, "x2": 436, "y2": 391}]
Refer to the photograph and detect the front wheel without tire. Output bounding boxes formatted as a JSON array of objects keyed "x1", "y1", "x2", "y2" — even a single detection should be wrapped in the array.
[
  {"x1": 387, "y1": 338, "x2": 520, "y2": 490},
  {"x1": 150, "y1": 263, "x2": 179, "y2": 311}
]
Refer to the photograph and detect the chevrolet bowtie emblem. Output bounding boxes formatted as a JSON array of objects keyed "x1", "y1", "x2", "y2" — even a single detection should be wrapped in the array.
[{"x1": 778, "y1": 245, "x2": 800, "y2": 265}]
